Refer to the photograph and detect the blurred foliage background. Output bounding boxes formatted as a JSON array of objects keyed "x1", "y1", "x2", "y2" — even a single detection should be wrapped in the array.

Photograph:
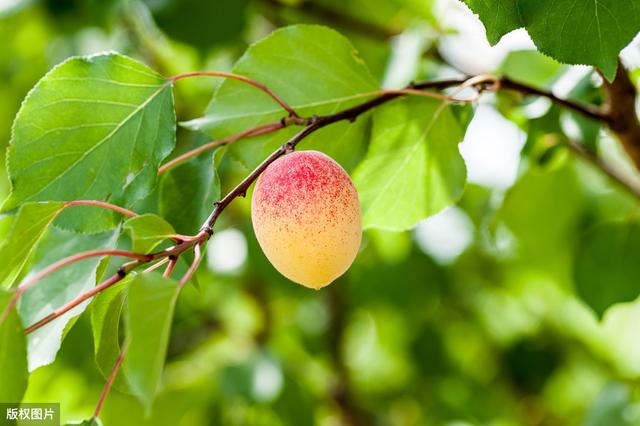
[{"x1": 1, "y1": 0, "x2": 640, "y2": 425}]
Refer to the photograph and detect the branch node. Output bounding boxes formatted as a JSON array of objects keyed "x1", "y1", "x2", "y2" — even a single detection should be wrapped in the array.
[
  {"x1": 284, "y1": 141, "x2": 296, "y2": 153},
  {"x1": 116, "y1": 267, "x2": 127, "y2": 278}
]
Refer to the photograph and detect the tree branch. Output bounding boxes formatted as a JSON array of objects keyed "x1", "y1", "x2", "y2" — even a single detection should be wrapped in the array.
[
  {"x1": 21, "y1": 73, "x2": 637, "y2": 335},
  {"x1": 601, "y1": 60, "x2": 640, "y2": 170},
  {"x1": 499, "y1": 76, "x2": 608, "y2": 122}
]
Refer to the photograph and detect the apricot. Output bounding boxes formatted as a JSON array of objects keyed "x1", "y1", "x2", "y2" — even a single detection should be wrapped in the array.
[{"x1": 251, "y1": 150, "x2": 362, "y2": 289}]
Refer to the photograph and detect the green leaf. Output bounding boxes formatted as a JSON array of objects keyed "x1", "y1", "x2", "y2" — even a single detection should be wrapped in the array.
[
  {"x1": 0, "y1": 290, "x2": 28, "y2": 403},
  {"x1": 497, "y1": 163, "x2": 584, "y2": 278},
  {"x1": 4, "y1": 53, "x2": 176, "y2": 225},
  {"x1": 461, "y1": 0, "x2": 522, "y2": 45},
  {"x1": 0, "y1": 201, "x2": 65, "y2": 288},
  {"x1": 184, "y1": 24, "x2": 377, "y2": 170},
  {"x1": 518, "y1": 0, "x2": 640, "y2": 81},
  {"x1": 498, "y1": 50, "x2": 565, "y2": 88},
  {"x1": 123, "y1": 214, "x2": 175, "y2": 254},
  {"x1": 91, "y1": 278, "x2": 130, "y2": 392},
  {"x1": 574, "y1": 221, "x2": 640, "y2": 318},
  {"x1": 465, "y1": 0, "x2": 640, "y2": 80},
  {"x1": 124, "y1": 273, "x2": 178, "y2": 410},
  {"x1": 584, "y1": 383, "x2": 638, "y2": 426},
  {"x1": 19, "y1": 226, "x2": 119, "y2": 371},
  {"x1": 159, "y1": 145, "x2": 222, "y2": 235},
  {"x1": 145, "y1": 0, "x2": 249, "y2": 49},
  {"x1": 353, "y1": 97, "x2": 468, "y2": 230}
]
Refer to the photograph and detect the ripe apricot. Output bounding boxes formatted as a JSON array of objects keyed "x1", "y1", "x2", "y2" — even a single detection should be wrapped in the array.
[{"x1": 251, "y1": 150, "x2": 361, "y2": 289}]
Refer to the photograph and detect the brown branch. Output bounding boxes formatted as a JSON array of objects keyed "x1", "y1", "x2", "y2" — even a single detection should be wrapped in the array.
[
  {"x1": 25, "y1": 234, "x2": 209, "y2": 334},
  {"x1": 601, "y1": 60, "x2": 640, "y2": 170},
  {"x1": 93, "y1": 341, "x2": 129, "y2": 418},
  {"x1": 499, "y1": 76, "x2": 608, "y2": 122}
]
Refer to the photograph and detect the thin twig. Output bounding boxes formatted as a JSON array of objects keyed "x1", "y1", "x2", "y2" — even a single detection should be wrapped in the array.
[
  {"x1": 158, "y1": 121, "x2": 286, "y2": 174},
  {"x1": 93, "y1": 341, "x2": 129, "y2": 418},
  {"x1": 24, "y1": 235, "x2": 210, "y2": 334},
  {"x1": 143, "y1": 257, "x2": 170, "y2": 273},
  {"x1": 0, "y1": 249, "x2": 152, "y2": 326},
  {"x1": 65, "y1": 200, "x2": 138, "y2": 218},
  {"x1": 500, "y1": 76, "x2": 607, "y2": 122},
  {"x1": 179, "y1": 244, "x2": 202, "y2": 287},
  {"x1": 170, "y1": 71, "x2": 299, "y2": 117},
  {"x1": 24, "y1": 273, "x2": 125, "y2": 334},
  {"x1": 164, "y1": 257, "x2": 178, "y2": 278}
]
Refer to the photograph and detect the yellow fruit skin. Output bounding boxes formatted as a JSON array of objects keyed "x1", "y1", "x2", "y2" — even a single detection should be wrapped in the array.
[{"x1": 251, "y1": 150, "x2": 362, "y2": 289}]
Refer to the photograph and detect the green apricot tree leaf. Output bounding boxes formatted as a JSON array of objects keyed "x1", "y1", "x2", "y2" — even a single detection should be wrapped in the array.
[
  {"x1": 353, "y1": 97, "x2": 468, "y2": 231},
  {"x1": 91, "y1": 278, "x2": 130, "y2": 392},
  {"x1": 574, "y1": 221, "x2": 640, "y2": 318},
  {"x1": 0, "y1": 290, "x2": 28, "y2": 403},
  {"x1": 463, "y1": 0, "x2": 640, "y2": 80},
  {"x1": 184, "y1": 24, "x2": 377, "y2": 170},
  {"x1": 519, "y1": 0, "x2": 640, "y2": 81},
  {"x1": 19, "y1": 226, "x2": 119, "y2": 371},
  {"x1": 124, "y1": 273, "x2": 178, "y2": 410},
  {"x1": 159, "y1": 146, "x2": 222, "y2": 235},
  {"x1": 145, "y1": 0, "x2": 249, "y2": 50},
  {"x1": 123, "y1": 214, "x2": 175, "y2": 254},
  {"x1": 0, "y1": 201, "x2": 65, "y2": 289},
  {"x1": 461, "y1": 0, "x2": 522, "y2": 45},
  {"x1": 3, "y1": 53, "x2": 176, "y2": 224}
]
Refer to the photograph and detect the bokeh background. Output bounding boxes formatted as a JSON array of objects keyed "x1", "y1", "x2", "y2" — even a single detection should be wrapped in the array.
[{"x1": 2, "y1": 0, "x2": 640, "y2": 425}]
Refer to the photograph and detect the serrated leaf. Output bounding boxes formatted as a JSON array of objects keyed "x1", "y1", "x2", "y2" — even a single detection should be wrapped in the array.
[
  {"x1": 353, "y1": 97, "x2": 468, "y2": 231},
  {"x1": 124, "y1": 273, "x2": 178, "y2": 410},
  {"x1": 184, "y1": 24, "x2": 377, "y2": 170},
  {"x1": 519, "y1": 0, "x2": 640, "y2": 81},
  {"x1": 4, "y1": 53, "x2": 176, "y2": 231},
  {"x1": 0, "y1": 201, "x2": 65, "y2": 289},
  {"x1": 159, "y1": 147, "x2": 221, "y2": 235},
  {"x1": 91, "y1": 278, "x2": 130, "y2": 392},
  {"x1": 461, "y1": 0, "x2": 522, "y2": 45},
  {"x1": 574, "y1": 221, "x2": 640, "y2": 318},
  {"x1": 464, "y1": 0, "x2": 640, "y2": 80},
  {"x1": 19, "y1": 226, "x2": 119, "y2": 371},
  {"x1": 123, "y1": 214, "x2": 175, "y2": 254},
  {"x1": 0, "y1": 290, "x2": 28, "y2": 403}
]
